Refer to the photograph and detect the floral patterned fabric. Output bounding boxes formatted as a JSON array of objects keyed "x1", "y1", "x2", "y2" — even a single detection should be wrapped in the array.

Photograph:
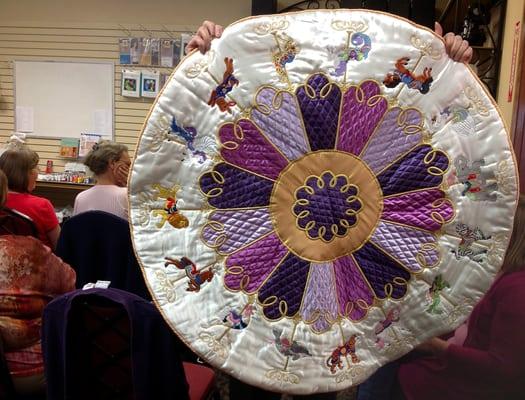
[
  {"x1": 0, "y1": 235, "x2": 75, "y2": 376},
  {"x1": 129, "y1": 10, "x2": 518, "y2": 395}
]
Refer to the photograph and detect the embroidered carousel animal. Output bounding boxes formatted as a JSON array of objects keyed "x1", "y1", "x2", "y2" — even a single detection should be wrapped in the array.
[
  {"x1": 426, "y1": 275, "x2": 450, "y2": 314},
  {"x1": 374, "y1": 307, "x2": 400, "y2": 348},
  {"x1": 164, "y1": 256, "x2": 214, "y2": 292},
  {"x1": 331, "y1": 32, "x2": 371, "y2": 76},
  {"x1": 223, "y1": 304, "x2": 254, "y2": 330},
  {"x1": 272, "y1": 33, "x2": 299, "y2": 82},
  {"x1": 383, "y1": 57, "x2": 433, "y2": 94},
  {"x1": 452, "y1": 223, "x2": 492, "y2": 263},
  {"x1": 454, "y1": 156, "x2": 498, "y2": 202},
  {"x1": 270, "y1": 328, "x2": 311, "y2": 360},
  {"x1": 151, "y1": 184, "x2": 189, "y2": 229},
  {"x1": 326, "y1": 334, "x2": 359, "y2": 374},
  {"x1": 208, "y1": 57, "x2": 239, "y2": 113},
  {"x1": 169, "y1": 117, "x2": 206, "y2": 163}
]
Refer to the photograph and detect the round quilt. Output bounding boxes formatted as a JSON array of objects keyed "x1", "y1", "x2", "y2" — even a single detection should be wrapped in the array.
[{"x1": 129, "y1": 10, "x2": 519, "y2": 394}]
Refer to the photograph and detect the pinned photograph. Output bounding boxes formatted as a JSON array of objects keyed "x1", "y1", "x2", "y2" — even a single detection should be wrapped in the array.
[
  {"x1": 151, "y1": 38, "x2": 160, "y2": 66},
  {"x1": 130, "y1": 38, "x2": 140, "y2": 65},
  {"x1": 141, "y1": 71, "x2": 159, "y2": 98},
  {"x1": 121, "y1": 70, "x2": 141, "y2": 97},
  {"x1": 119, "y1": 38, "x2": 131, "y2": 64},
  {"x1": 160, "y1": 38, "x2": 174, "y2": 67},
  {"x1": 140, "y1": 37, "x2": 152, "y2": 65},
  {"x1": 180, "y1": 33, "x2": 192, "y2": 61}
]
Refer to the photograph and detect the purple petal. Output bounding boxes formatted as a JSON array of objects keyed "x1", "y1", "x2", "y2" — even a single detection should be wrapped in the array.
[{"x1": 337, "y1": 80, "x2": 388, "y2": 155}]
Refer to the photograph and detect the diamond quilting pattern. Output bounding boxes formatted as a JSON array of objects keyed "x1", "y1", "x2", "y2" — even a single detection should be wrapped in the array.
[
  {"x1": 131, "y1": 11, "x2": 518, "y2": 395},
  {"x1": 353, "y1": 242, "x2": 411, "y2": 299},
  {"x1": 251, "y1": 87, "x2": 309, "y2": 160},
  {"x1": 199, "y1": 163, "x2": 274, "y2": 209},
  {"x1": 371, "y1": 220, "x2": 439, "y2": 272},
  {"x1": 333, "y1": 256, "x2": 374, "y2": 320},
  {"x1": 258, "y1": 253, "x2": 311, "y2": 320},
  {"x1": 361, "y1": 107, "x2": 423, "y2": 174},
  {"x1": 382, "y1": 189, "x2": 454, "y2": 231},
  {"x1": 224, "y1": 233, "x2": 288, "y2": 294},
  {"x1": 201, "y1": 208, "x2": 274, "y2": 255},
  {"x1": 337, "y1": 80, "x2": 388, "y2": 155},
  {"x1": 300, "y1": 262, "x2": 339, "y2": 332},
  {"x1": 296, "y1": 74, "x2": 341, "y2": 151},
  {"x1": 377, "y1": 145, "x2": 448, "y2": 196},
  {"x1": 219, "y1": 119, "x2": 289, "y2": 180}
]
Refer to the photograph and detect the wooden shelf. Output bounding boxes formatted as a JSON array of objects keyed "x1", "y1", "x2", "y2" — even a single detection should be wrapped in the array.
[
  {"x1": 37, "y1": 181, "x2": 93, "y2": 190},
  {"x1": 34, "y1": 181, "x2": 93, "y2": 208}
]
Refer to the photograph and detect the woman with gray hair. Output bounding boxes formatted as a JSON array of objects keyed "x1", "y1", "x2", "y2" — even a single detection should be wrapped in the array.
[{"x1": 73, "y1": 140, "x2": 131, "y2": 220}]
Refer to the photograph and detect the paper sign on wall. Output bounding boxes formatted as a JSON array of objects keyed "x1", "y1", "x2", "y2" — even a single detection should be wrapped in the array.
[{"x1": 15, "y1": 106, "x2": 34, "y2": 133}]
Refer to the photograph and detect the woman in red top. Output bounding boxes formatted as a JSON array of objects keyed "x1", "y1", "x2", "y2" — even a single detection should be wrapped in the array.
[
  {"x1": 0, "y1": 168, "x2": 76, "y2": 396},
  {"x1": 0, "y1": 148, "x2": 60, "y2": 249},
  {"x1": 358, "y1": 195, "x2": 525, "y2": 400}
]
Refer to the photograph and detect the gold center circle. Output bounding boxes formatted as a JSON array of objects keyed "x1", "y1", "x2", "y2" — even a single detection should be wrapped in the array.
[{"x1": 269, "y1": 151, "x2": 383, "y2": 263}]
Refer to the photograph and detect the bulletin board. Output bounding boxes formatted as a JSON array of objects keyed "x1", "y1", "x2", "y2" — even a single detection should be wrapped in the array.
[{"x1": 14, "y1": 60, "x2": 114, "y2": 139}]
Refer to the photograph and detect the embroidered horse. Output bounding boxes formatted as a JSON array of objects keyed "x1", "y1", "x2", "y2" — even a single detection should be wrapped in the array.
[
  {"x1": 223, "y1": 304, "x2": 254, "y2": 330},
  {"x1": 151, "y1": 184, "x2": 189, "y2": 229},
  {"x1": 383, "y1": 57, "x2": 433, "y2": 94},
  {"x1": 208, "y1": 57, "x2": 239, "y2": 113},
  {"x1": 426, "y1": 275, "x2": 450, "y2": 314},
  {"x1": 169, "y1": 117, "x2": 206, "y2": 163},
  {"x1": 165, "y1": 256, "x2": 214, "y2": 292},
  {"x1": 332, "y1": 32, "x2": 371, "y2": 76},
  {"x1": 272, "y1": 33, "x2": 299, "y2": 82},
  {"x1": 454, "y1": 156, "x2": 498, "y2": 202},
  {"x1": 452, "y1": 223, "x2": 491, "y2": 263},
  {"x1": 326, "y1": 334, "x2": 359, "y2": 374}
]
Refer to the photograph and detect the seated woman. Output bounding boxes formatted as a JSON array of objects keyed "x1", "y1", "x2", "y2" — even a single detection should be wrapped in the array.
[
  {"x1": 0, "y1": 170, "x2": 38, "y2": 237},
  {"x1": 0, "y1": 168, "x2": 76, "y2": 396},
  {"x1": 74, "y1": 141, "x2": 131, "y2": 220},
  {"x1": 0, "y1": 147, "x2": 60, "y2": 249},
  {"x1": 357, "y1": 195, "x2": 525, "y2": 400}
]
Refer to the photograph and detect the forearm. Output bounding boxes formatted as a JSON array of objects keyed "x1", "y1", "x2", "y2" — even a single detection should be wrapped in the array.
[{"x1": 444, "y1": 344, "x2": 518, "y2": 381}]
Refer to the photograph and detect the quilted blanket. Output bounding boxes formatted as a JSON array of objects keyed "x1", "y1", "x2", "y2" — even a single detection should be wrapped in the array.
[{"x1": 129, "y1": 10, "x2": 518, "y2": 394}]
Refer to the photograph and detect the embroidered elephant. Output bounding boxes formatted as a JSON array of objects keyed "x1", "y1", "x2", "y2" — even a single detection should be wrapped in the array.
[{"x1": 454, "y1": 156, "x2": 498, "y2": 202}]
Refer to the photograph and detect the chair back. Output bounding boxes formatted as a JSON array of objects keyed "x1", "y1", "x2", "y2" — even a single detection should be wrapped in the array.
[
  {"x1": 42, "y1": 288, "x2": 190, "y2": 400},
  {"x1": 0, "y1": 207, "x2": 38, "y2": 237},
  {"x1": 56, "y1": 211, "x2": 150, "y2": 299},
  {"x1": 67, "y1": 295, "x2": 133, "y2": 400}
]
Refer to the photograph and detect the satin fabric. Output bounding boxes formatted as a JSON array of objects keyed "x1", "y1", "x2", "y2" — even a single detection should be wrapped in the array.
[{"x1": 129, "y1": 10, "x2": 518, "y2": 394}]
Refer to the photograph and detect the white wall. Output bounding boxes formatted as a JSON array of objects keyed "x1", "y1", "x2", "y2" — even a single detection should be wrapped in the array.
[{"x1": 0, "y1": 0, "x2": 251, "y2": 27}]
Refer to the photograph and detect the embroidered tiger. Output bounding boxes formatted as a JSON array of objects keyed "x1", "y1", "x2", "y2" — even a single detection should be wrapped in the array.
[{"x1": 326, "y1": 334, "x2": 359, "y2": 374}]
